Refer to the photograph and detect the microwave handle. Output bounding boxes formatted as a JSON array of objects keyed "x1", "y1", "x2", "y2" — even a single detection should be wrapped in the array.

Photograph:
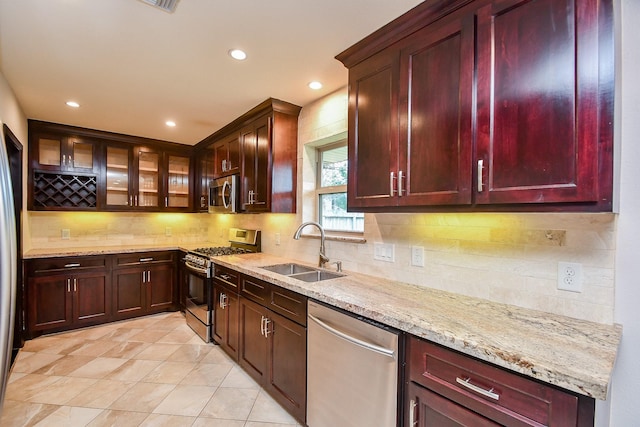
[{"x1": 222, "y1": 180, "x2": 231, "y2": 209}]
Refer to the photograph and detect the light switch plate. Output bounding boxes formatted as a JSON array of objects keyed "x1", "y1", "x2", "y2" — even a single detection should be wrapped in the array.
[
  {"x1": 411, "y1": 246, "x2": 425, "y2": 267},
  {"x1": 275, "y1": 233, "x2": 281, "y2": 246},
  {"x1": 374, "y1": 243, "x2": 395, "y2": 262},
  {"x1": 61, "y1": 229, "x2": 70, "y2": 240},
  {"x1": 165, "y1": 227, "x2": 172, "y2": 237}
]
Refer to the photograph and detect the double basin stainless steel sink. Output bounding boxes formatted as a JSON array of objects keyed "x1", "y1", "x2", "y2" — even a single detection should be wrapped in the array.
[{"x1": 261, "y1": 263, "x2": 344, "y2": 282}]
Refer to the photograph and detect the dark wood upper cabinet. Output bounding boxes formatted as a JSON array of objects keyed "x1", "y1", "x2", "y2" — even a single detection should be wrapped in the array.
[
  {"x1": 337, "y1": 0, "x2": 614, "y2": 212},
  {"x1": 213, "y1": 133, "x2": 240, "y2": 178},
  {"x1": 28, "y1": 120, "x2": 193, "y2": 212},
  {"x1": 475, "y1": 0, "x2": 602, "y2": 206},
  {"x1": 194, "y1": 98, "x2": 301, "y2": 214}
]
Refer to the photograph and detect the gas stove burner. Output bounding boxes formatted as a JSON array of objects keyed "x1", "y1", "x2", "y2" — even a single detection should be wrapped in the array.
[{"x1": 193, "y1": 246, "x2": 251, "y2": 257}]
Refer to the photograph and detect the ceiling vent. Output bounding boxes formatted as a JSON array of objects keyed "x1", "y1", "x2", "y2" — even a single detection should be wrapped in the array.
[{"x1": 138, "y1": 0, "x2": 179, "y2": 13}]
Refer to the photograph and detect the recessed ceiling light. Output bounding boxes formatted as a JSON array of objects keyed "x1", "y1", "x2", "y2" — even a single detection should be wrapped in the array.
[
  {"x1": 166, "y1": 121, "x2": 176, "y2": 127},
  {"x1": 66, "y1": 101, "x2": 80, "y2": 108},
  {"x1": 308, "y1": 81, "x2": 323, "y2": 90},
  {"x1": 229, "y1": 49, "x2": 247, "y2": 61}
]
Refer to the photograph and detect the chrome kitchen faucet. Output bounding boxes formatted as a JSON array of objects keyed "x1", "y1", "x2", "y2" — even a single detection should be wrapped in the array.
[{"x1": 293, "y1": 221, "x2": 329, "y2": 268}]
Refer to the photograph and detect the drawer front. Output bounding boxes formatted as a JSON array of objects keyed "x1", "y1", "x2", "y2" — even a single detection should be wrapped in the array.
[
  {"x1": 269, "y1": 284, "x2": 307, "y2": 326},
  {"x1": 115, "y1": 251, "x2": 175, "y2": 267},
  {"x1": 240, "y1": 274, "x2": 270, "y2": 305},
  {"x1": 408, "y1": 337, "x2": 579, "y2": 426},
  {"x1": 214, "y1": 265, "x2": 240, "y2": 292},
  {"x1": 27, "y1": 256, "x2": 108, "y2": 274}
]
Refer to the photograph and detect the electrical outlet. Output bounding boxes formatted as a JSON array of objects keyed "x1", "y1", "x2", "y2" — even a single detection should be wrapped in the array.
[
  {"x1": 275, "y1": 233, "x2": 281, "y2": 246},
  {"x1": 411, "y1": 246, "x2": 425, "y2": 267},
  {"x1": 165, "y1": 227, "x2": 172, "y2": 237},
  {"x1": 61, "y1": 229, "x2": 70, "y2": 240},
  {"x1": 374, "y1": 243, "x2": 395, "y2": 262},
  {"x1": 557, "y1": 262, "x2": 583, "y2": 292}
]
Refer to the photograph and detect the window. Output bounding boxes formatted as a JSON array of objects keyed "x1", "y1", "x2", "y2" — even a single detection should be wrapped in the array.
[{"x1": 317, "y1": 142, "x2": 364, "y2": 232}]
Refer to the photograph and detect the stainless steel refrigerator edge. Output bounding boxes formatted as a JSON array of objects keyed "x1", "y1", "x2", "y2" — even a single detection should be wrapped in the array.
[
  {"x1": 307, "y1": 300, "x2": 399, "y2": 427},
  {"x1": 0, "y1": 121, "x2": 17, "y2": 415}
]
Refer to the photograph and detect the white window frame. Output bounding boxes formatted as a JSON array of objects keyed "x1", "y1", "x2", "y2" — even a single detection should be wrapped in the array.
[{"x1": 315, "y1": 140, "x2": 363, "y2": 234}]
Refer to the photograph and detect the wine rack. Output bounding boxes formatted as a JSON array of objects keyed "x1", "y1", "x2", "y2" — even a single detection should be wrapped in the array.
[{"x1": 33, "y1": 171, "x2": 97, "y2": 209}]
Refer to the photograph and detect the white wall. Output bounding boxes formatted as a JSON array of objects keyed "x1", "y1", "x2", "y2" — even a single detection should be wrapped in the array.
[
  {"x1": 609, "y1": 0, "x2": 640, "y2": 424},
  {"x1": 0, "y1": 71, "x2": 29, "y2": 249}
]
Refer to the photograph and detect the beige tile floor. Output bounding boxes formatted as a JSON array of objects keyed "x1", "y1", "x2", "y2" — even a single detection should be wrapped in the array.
[{"x1": 1, "y1": 312, "x2": 302, "y2": 427}]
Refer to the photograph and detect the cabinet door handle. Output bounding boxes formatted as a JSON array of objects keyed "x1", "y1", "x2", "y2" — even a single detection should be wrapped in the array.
[
  {"x1": 222, "y1": 159, "x2": 227, "y2": 172},
  {"x1": 134, "y1": 195, "x2": 138, "y2": 206},
  {"x1": 455, "y1": 376, "x2": 500, "y2": 400},
  {"x1": 389, "y1": 172, "x2": 396, "y2": 196},
  {"x1": 129, "y1": 195, "x2": 133, "y2": 207},
  {"x1": 165, "y1": 197, "x2": 168, "y2": 208},
  {"x1": 73, "y1": 278, "x2": 77, "y2": 292},
  {"x1": 398, "y1": 170, "x2": 404, "y2": 196},
  {"x1": 67, "y1": 278, "x2": 71, "y2": 293},
  {"x1": 139, "y1": 258, "x2": 154, "y2": 262},
  {"x1": 142, "y1": 271, "x2": 146, "y2": 283},
  {"x1": 64, "y1": 263, "x2": 80, "y2": 268},
  {"x1": 147, "y1": 270, "x2": 151, "y2": 283},
  {"x1": 260, "y1": 316, "x2": 265, "y2": 336},
  {"x1": 62, "y1": 154, "x2": 66, "y2": 167},
  {"x1": 409, "y1": 399, "x2": 417, "y2": 426},
  {"x1": 477, "y1": 159, "x2": 484, "y2": 192},
  {"x1": 263, "y1": 317, "x2": 271, "y2": 337}
]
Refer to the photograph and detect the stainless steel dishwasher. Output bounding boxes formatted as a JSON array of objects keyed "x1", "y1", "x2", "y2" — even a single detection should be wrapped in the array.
[{"x1": 307, "y1": 300, "x2": 400, "y2": 427}]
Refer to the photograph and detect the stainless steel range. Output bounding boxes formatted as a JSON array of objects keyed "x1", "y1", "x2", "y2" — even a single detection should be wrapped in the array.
[{"x1": 183, "y1": 227, "x2": 260, "y2": 342}]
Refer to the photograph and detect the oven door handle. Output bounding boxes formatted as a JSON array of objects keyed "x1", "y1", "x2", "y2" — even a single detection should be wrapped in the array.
[{"x1": 184, "y1": 261, "x2": 210, "y2": 276}]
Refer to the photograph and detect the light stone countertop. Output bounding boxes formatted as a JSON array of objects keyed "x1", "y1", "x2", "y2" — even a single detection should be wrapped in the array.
[
  {"x1": 211, "y1": 252, "x2": 621, "y2": 401},
  {"x1": 23, "y1": 243, "x2": 215, "y2": 259}
]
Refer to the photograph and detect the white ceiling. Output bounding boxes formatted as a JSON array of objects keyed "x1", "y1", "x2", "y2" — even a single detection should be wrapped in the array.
[{"x1": 0, "y1": 0, "x2": 423, "y2": 145}]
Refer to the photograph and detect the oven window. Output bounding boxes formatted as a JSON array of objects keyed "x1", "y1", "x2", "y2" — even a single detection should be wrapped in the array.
[{"x1": 188, "y1": 274, "x2": 205, "y2": 305}]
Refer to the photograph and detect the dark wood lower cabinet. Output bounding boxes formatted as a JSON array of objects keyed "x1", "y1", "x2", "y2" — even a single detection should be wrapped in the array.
[
  {"x1": 406, "y1": 336, "x2": 595, "y2": 426},
  {"x1": 408, "y1": 381, "x2": 500, "y2": 427},
  {"x1": 25, "y1": 251, "x2": 176, "y2": 336},
  {"x1": 238, "y1": 295, "x2": 307, "y2": 424},
  {"x1": 239, "y1": 297, "x2": 269, "y2": 382},
  {"x1": 213, "y1": 285, "x2": 239, "y2": 360},
  {"x1": 113, "y1": 263, "x2": 174, "y2": 320},
  {"x1": 26, "y1": 259, "x2": 110, "y2": 333}
]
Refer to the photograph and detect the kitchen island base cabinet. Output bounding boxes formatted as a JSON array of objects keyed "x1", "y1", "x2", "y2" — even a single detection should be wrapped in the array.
[{"x1": 406, "y1": 336, "x2": 595, "y2": 426}]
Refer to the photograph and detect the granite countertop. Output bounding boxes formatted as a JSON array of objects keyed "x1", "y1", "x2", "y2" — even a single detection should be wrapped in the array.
[
  {"x1": 212, "y1": 252, "x2": 621, "y2": 401},
  {"x1": 22, "y1": 243, "x2": 213, "y2": 259}
]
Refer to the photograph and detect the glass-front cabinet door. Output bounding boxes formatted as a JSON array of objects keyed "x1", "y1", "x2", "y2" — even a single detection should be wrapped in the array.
[
  {"x1": 166, "y1": 154, "x2": 190, "y2": 209},
  {"x1": 105, "y1": 146, "x2": 131, "y2": 207},
  {"x1": 137, "y1": 150, "x2": 159, "y2": 208},
  {"x1": 33, "y1": 134, "x2": 97, "y2": 173}
]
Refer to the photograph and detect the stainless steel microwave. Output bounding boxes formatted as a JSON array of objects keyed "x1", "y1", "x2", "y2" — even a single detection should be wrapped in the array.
[{"x1": 209, "y1": 174, "x2": 239, "y2": 213}]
